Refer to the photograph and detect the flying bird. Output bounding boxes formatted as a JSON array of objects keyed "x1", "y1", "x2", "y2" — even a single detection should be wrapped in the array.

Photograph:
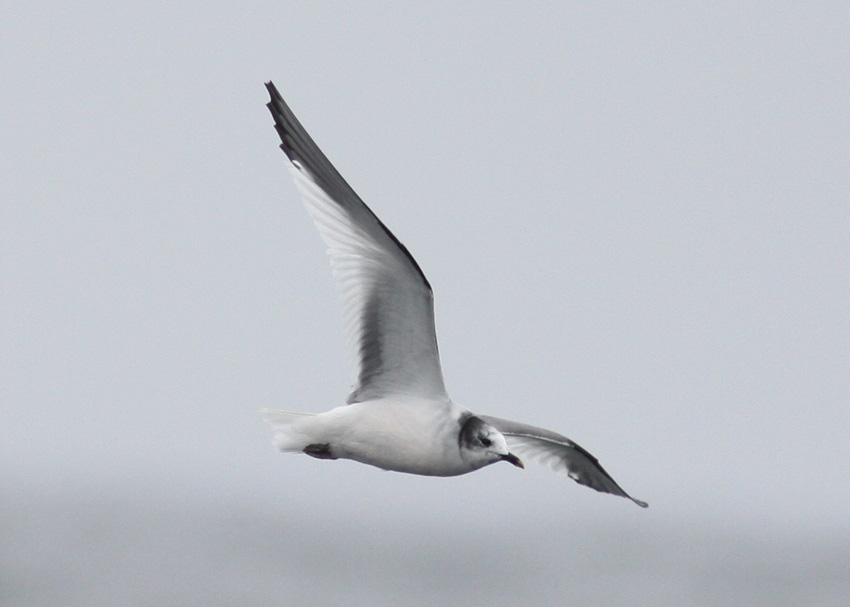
[{"x1": 261, "y1": 81, "x2": 647, "y2": 507}]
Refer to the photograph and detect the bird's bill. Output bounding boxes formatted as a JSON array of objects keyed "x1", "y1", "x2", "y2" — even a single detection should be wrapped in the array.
[{"x1": 501, "y1": 453, "x2": 524, "y2": 469}]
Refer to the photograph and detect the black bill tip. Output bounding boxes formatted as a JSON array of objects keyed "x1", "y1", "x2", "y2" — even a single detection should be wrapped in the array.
[{"x1": 501, "y1": 453, "x2": 524, "y2": 469}]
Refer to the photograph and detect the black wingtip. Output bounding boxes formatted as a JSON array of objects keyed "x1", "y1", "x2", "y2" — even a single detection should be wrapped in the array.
[
  {"x1": 264, "y1": 81, "x2": 278, "y2": 108},
  {"x1": 264, "y1": 81, "x2": 301, "y2": 164},
  {"x1": 261, "y1": 79, "x2": 434, "y2": 292}
]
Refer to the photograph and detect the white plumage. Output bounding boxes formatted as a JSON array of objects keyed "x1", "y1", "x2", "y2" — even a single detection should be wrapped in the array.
[{"x1": 261, "y1": 81, "x2": 647, "y2": 508}]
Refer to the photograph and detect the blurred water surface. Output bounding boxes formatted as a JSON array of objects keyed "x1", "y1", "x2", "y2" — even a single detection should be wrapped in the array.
[{"x1": 3, "y1": 484, "x2": 847, "y2": 607}]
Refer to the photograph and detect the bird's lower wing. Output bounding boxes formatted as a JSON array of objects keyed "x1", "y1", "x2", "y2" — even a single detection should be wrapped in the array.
[{"x1": 480, "y1": 416, "x2": 648, "y2": 507}]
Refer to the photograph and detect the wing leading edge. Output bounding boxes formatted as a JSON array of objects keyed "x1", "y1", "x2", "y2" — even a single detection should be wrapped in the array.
[{"x1": 265, "y1": 82, "x2": 448, "y2": 403}]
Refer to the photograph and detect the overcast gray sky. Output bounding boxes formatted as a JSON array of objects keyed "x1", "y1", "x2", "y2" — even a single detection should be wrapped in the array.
[{"x1": 2, "y1": 2, "x2": 849, "y2": 605}]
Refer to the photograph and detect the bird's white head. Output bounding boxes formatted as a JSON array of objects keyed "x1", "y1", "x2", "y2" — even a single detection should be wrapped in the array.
[{"x1": 458, "y1": 414, "x2": 524, "y2": 471}]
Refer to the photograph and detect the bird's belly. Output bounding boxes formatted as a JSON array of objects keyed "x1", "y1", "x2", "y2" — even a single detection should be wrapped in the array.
[
  {"x1": 342, "y1": 439, "x2": 469, "y2": 476},
  {"x1": 326, "y1": 400, "x2": 470, "y2": 477}
]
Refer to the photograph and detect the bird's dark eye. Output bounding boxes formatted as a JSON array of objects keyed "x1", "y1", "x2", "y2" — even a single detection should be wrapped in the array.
[{"x1": 480, "y1": 437, "x2": 492, "y2": 447}]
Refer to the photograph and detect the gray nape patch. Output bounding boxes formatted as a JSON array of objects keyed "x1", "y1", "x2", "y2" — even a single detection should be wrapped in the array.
[{"x1": 457, "y1": 414, "x2": 488, "y2": 450}]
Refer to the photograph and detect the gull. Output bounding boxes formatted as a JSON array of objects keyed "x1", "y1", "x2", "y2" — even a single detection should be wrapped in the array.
[{"x1": 261, "y1": 81, "x2": 647, "y2": 508}]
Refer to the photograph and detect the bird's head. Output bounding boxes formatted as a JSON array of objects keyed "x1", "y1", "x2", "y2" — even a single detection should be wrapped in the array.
[{"x1": 458, "y1": 414, "x2": 524, "y2": 471}]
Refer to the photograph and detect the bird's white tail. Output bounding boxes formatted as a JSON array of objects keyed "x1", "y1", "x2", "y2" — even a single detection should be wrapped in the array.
[{"x1": 259, "y1": 409, "x2": 317, "y2": 453}]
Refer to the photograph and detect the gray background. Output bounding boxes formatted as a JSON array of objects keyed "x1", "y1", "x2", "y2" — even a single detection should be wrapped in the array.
[{"x1": 2, "y1": 2, "x2": 848, "y2": 605}]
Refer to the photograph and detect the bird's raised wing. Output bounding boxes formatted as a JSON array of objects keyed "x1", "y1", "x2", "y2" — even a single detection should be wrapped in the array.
[
  {"x1": 265, "y1": 82, "x2": 448, "y2": 404},
  {"x1": 480, "y1": 415, "x2": 648, "y2": 507}
]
